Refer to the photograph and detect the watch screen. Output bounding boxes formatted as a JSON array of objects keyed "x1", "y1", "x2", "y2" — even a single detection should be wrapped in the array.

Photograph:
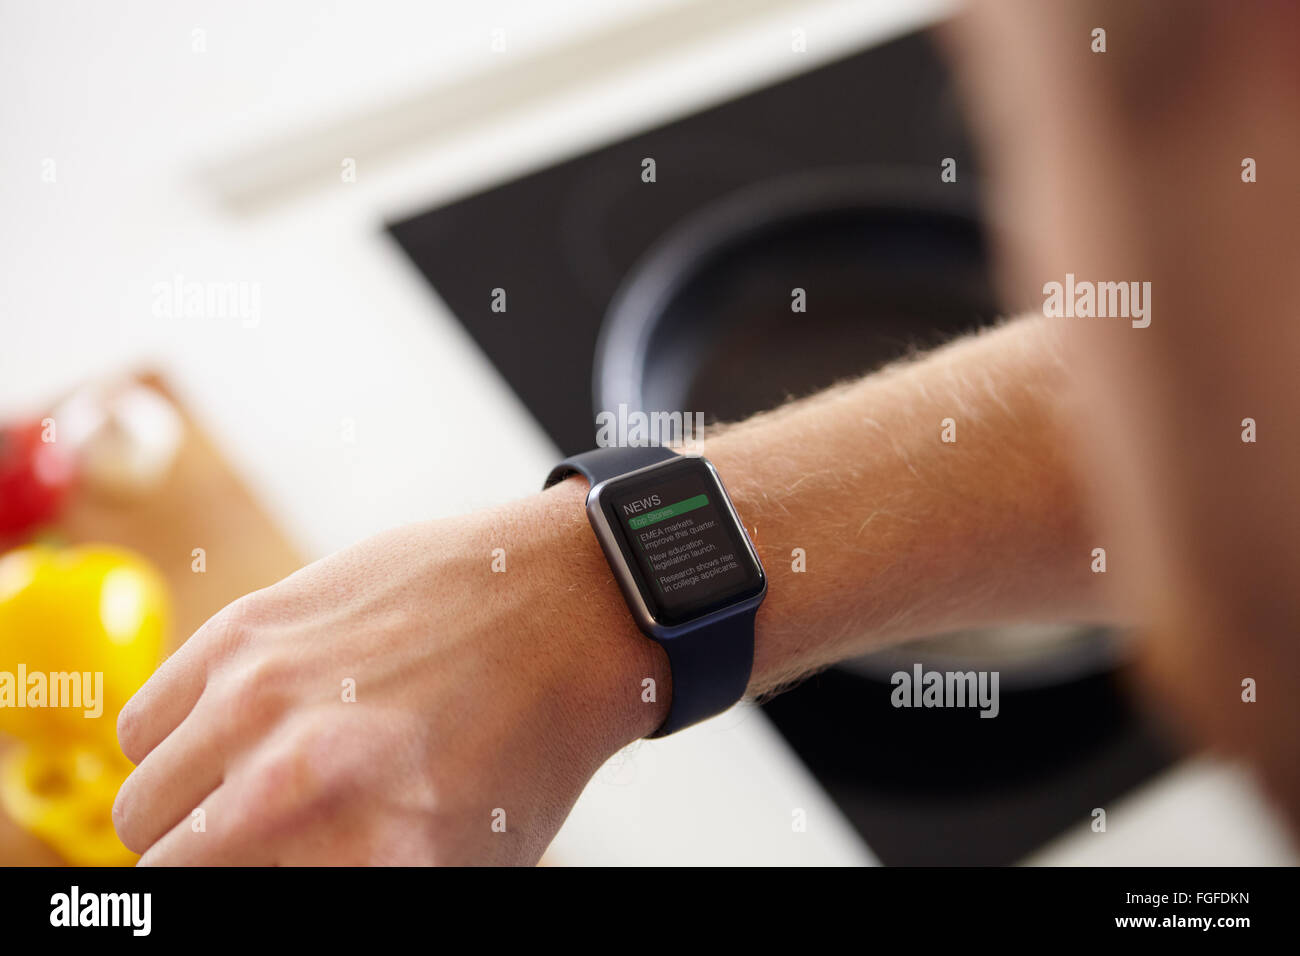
[{"x1": 601, "y1": 456, "x2": 764, "y2": 626}]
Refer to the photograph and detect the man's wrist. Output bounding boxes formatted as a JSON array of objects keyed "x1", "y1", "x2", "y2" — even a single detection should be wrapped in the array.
[{"x1": 525, "y1": 478, "x2": 671, "y2": 755}]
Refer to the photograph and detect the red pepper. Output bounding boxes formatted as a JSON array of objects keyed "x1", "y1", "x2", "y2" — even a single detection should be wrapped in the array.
[{"x1": 0, "y1": 421, "x2": 76, "y2": 537}]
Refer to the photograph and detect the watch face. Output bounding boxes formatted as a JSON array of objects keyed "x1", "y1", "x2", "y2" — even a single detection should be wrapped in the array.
[{"x1": 596, "y1": 456, "x2": 765, "y2": 627}]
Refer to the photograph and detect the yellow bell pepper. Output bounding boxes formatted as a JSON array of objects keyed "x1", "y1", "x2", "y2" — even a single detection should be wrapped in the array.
[
  {"x1": 1, "y1": 741, "x2": 138, "y2": 866},
  {"x1": 0, "y1": 543, "x2": 166, "y2": 745},
  {"x1": 0, "y1": 543, "x2": 168, "y2": 864}
]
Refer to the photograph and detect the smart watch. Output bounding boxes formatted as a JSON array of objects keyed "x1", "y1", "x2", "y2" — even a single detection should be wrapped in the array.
[{"x1": 544, "y1": 446, "x2": 766, "y2": 736}]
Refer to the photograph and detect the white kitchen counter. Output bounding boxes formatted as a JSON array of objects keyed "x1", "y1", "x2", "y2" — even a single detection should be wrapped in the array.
[{"x1": 2, "y1": 0, "x2": 1291, "y2": 866}]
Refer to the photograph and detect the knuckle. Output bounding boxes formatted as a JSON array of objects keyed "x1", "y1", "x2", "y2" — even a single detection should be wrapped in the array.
[
  {"x1": 203, "y1": 599, "x2": 255, "y2": 655},
  {"x1": 237, "y1": 719, "x2": 342, "y2": 831},
  {"x1": 240, "y1": 653, "x2": 284, "y2": 698},
  {"x1": 212, "y1": 654, "x2": 290, "y2": 735},
  {"x1": 294, "y1": 722, "x2": 352, "y2": 806}
]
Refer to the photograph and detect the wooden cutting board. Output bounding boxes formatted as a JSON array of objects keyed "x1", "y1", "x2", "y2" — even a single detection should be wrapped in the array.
[{"x1": 0, "y1": 373, "x2": 305, "y2": 864}]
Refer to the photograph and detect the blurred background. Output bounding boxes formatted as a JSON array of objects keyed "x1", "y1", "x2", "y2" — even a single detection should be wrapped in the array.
[{"x1": 1, "y1": 0, "x2": 1295, "y2": 865}]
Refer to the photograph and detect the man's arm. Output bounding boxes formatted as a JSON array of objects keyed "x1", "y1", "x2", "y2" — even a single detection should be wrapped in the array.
[
  {"x1": 702, "y1": 313, "x2": 1108, "y2": 693},
  {"x1": 114, "y1": 314, "x2": 1107, "y2": 865}
]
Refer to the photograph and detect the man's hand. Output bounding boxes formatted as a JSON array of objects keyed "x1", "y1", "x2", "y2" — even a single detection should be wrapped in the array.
[{"x1": 112, "y1": 479, "x2": 667, "y2": 865}]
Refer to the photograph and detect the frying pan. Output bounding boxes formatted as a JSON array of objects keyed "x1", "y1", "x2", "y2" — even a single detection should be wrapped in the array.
[{"x1": 594, "y1": 166, "x2": 1123, "y2": 687}]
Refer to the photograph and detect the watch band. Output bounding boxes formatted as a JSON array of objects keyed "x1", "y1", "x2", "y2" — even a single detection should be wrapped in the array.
[
  {"x1": 645, "y1": 604, "x2": 755, "y2": 737},
  {"x1": 544, "y1": 445, "x2": 756, "y2": 737},
  {"x1": 543, "y1": 445, "x2": 677, "y2": 490}
]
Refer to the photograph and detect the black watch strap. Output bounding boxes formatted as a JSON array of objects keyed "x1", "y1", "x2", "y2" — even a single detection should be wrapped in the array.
[
  {"x1": 543, "y1": 445, "x2": 756, "y2": 737},
  {"x1": 543, "y1": 445, "x2": 677, "y2": 490},
  {"x1": 646, "y1": 604, "x2": 755, "y2": 737}
]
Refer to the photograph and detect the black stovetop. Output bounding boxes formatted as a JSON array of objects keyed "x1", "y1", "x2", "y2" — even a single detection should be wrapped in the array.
[{"x1": 388, "y1": 28, "x2": 1178, "y2": 865}]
